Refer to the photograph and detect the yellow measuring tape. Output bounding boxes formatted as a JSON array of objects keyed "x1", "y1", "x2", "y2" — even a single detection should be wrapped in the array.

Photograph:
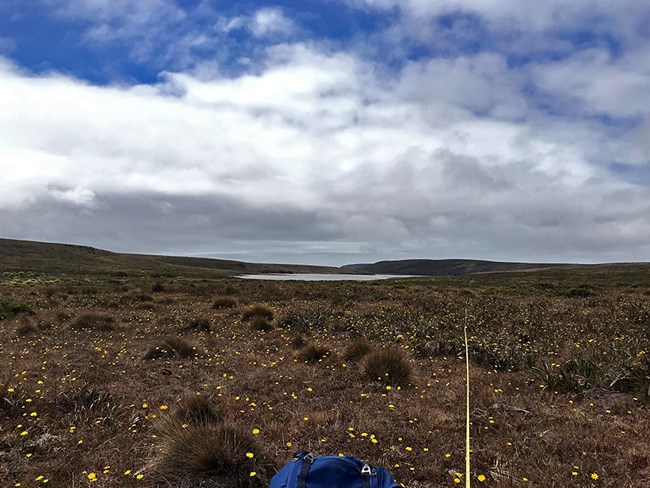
[{"x1": 464, "y1": 321, "x2": 471, "y2": 487}]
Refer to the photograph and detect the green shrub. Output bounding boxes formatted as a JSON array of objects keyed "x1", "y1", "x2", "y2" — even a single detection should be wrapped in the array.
[
  {"x1": 0, "y1": 297, "x2": 34, "y2": 320},
  {"x1": 278, "y1": 309, "x2": 328, "y2": 333},
  {"x1": 610, "y1": 357, "x2": 650, "y2": 399},
  {"x1": 534, "y1": 358, "x2": 601, "y2": 394}
]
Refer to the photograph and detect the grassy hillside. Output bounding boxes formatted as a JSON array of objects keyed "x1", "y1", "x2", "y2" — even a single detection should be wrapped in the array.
[
  {"x1": 342, "y1": 258, "x2": 566, "y2": 276},
  {"x1": 0, "y1": 238, "x2": 342, "y2": 277}
]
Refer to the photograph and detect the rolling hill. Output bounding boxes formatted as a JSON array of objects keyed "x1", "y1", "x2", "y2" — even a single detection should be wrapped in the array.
[
  {"x1": 0, "y1": 238, "x2": 341, "y2": 277},
  {"x1": 341, "y1": 258, "x2": 566, "y2": 276}
]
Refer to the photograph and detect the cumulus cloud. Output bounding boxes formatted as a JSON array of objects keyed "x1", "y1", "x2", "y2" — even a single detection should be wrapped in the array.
[
  {"x1": 217, "y1": 7, "x2": 297, "y2": 39},
  {"x1": 2, "y1": 35, "x2": 649, "y2": 264},
  {"x1": 2, "y1": 0, "x2": 650, "y2": 264},
  {"x1": 251, "y1": 8, "x2": 297, "y2": 37}
]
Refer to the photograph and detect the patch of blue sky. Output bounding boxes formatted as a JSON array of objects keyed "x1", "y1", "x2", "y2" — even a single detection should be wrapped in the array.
[
  {"x1": 609, "y1": 162, "x2": 650, "y2": 185},
  {"x1": 0, "y1": 0, "x2": 393, "y2": 84},
  {"x1": 0, "y1": 4, "x2": 159, "y2": 84}
]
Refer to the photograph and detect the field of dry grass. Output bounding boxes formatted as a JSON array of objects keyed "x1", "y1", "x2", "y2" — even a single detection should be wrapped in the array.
[{"x1": 1, "y1": 271, "x2": 649, "y2": 487}]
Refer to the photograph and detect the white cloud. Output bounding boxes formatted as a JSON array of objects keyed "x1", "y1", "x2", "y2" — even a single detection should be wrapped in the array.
[
  {"x1": 251, "y1": 8, "x2": 296, "y2": 38},
  {"x1": 1, "y1": 29, "x2": 649, "y2": 262},
  {"x1": 217, "y1": 8, "x2": 297, "y2": 39},
  {"x1": 532, "y1": 48, "x2": 650, "y2": 119},
  {"x1": 347, "y1": 0, "x2": 646, "y2": 33},
  {"x1": 6, "y1": 0, "x2": 650, "y2": 261},
  {"x1": 50, "y1": 187, "x2": 96, "y2": 206}
]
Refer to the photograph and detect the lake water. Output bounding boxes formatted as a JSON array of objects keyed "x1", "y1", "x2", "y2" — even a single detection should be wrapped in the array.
[{"x1": 238, "y1": 273, "x2": 410, "y2": 281}]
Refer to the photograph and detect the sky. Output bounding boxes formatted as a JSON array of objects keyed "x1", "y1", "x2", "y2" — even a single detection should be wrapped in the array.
[{"x1": 1, "y1": 1, "x2": 650, "y2": 266}]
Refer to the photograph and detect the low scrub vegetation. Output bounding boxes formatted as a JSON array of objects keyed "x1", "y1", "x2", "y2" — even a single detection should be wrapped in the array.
[
  {"x1": 0, "y1": 296, "x2": 34, "y2": 320},
  {"x1": 1, "y1": 268, "x2": 650, "y2": 486}
]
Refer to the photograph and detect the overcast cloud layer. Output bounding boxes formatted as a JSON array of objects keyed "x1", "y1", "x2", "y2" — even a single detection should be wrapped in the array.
[{"x1": 1, "y1": 1, "x2": 650, "y2": 265}]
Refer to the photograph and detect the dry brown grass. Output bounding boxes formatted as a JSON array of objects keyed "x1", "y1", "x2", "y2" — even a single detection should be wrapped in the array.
[
  {"x1": 169, "y1": 395, "x2": 223, "y2": 427},
  {"x1": 343, "y1": 338, "x2": 372, "y2": 361},
  {"x1": 212, "y1": 296, "x2": 238, "y2": 309},
  {"x1": 184, "y1": 317, "x2": 212, "y2": 332},
  {"x1": 296, "y1": 343, "x2": 330, "y2": 363},
  {"x1": 364, "y1": 347, "x2": 412, "y2": 386},
  {"x1": 291, "y1": 334, "x2": 306, "y2": 349},
  {"x1": 153, "y1": 424, "x2": 274, "y2": 487},
  {"x1": 1, "y1": 273, "x2": 650, "y2": 487},
  {"x1": 241, "y1": 304, "x2": 274, "y2": 321},
  {"x1": 143, "y1": 336, "x2": 198, "y2": 360},
  {"x1": 69, "y1": 311, "x2": 115, "y2": 331},
  {"x1": 15, "y1": 316, "x2": 38, "y2": 336},
  {"x1": 250, "y1": 315, "x2": 274, "y2": 331}
]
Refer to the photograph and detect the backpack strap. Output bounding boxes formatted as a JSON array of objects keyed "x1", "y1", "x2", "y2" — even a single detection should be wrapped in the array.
[
  {"x1": 296, "y1": 452, "x2": 315, "y2": 488},
  {"x1": 361, "y1": 463, "x2": 372, "y2": 488}
]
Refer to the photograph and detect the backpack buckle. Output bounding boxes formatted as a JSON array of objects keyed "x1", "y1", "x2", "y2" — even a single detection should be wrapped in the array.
[
  {"x1": 304, "y1": 452, "x2": 315, "y2": 464},
  {"x1": 361, "y1": 464, "x2": 373, "y2": 475}
]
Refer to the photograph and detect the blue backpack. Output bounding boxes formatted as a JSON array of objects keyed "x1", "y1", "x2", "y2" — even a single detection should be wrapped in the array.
[{"x1": 270, "y1": 451, "x2": 400, "y2": 488}]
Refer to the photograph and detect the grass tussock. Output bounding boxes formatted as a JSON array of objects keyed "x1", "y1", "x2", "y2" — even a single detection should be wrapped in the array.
[
  {"x1": 15, "y1": 316, "x2": 38, "y2": 336},
  {"x1": 144, "y1": 337, "x2": 198, "y2": 360},
  {"x1": 241, "y1": 304, "x2": 273, "y2": 321},
  {"x1": 70, "y1": 312, "x2": 115, "y2": 331},
  {"x1": 153, "y1": 423, "x2": 274, "y2": 488},
  {"x1": 364, "y1": 347, "x2": 412, "y2": 386},
  {"x1": 296, "y1": 343, "x2": 330, "y2": 363},
  {"x1": 170, "y1": 395, "x2": 223, "y2": 427},
  {"x1": 212, "y1": 296, "x2": 238, "y2": 309},
  {"x1": 250, "y1": 315, "x2": 274, "y2": 331},
  {"x1": 291, "y1": 334, "x2": 306, "y2": 350},
  {"x1": 343, "y1": 338, "x2": 372, "y2": 361},
  {"x1": 185, "y1": 317, "x2": 212, "y2": 332}
]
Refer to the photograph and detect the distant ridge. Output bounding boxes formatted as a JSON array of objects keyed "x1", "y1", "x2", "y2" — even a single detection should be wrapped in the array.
[
  {"x1": 341, "y1": 258, "x2": 565, "y2": 276},
  {"x1": 0, "y1": 238, "x2": 342, "y2": 277}
]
